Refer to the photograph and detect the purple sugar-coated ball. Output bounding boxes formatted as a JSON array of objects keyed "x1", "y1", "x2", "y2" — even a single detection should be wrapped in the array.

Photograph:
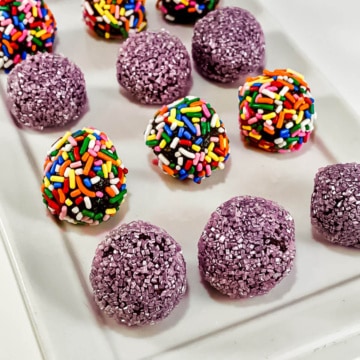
[
  {"x1": 191, "y1": 7, "x2": 265, "y2": 83},
  {"x1": 7, "y1": 53, "x2": 87, "y2": 130},
  {"x1": 198, "y1": 196, "x2": 296, "y2": 298},
  {"x1": 90, "y1": 220, "x2": 187, "y2": 326},
  {"x1": 311, "y1": 163, "x2": 360, "y2": 248},
  {"x1": 116, "y1": 30, "x2": 192, "y2": 105}
]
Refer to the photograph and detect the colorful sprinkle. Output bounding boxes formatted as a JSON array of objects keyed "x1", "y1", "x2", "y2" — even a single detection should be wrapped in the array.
[
  {"x1": 0, "y1": 0, "x2": 56, "y2": 73},
  {"x1": 238, "y1": 68, "x2": 316, "y2": 153},
  {"x1": 156, "y1": 0, "x2": 219, "y2": 24},
  {"x1": 145, "y1": 95, "x2": 230, "y2": 184},
  {"x1": 41, "y1": 127, "x2": 128, "y2": 225},
  {"x1": 82, "y1": 0, "x2": 147, "y2": 40}
]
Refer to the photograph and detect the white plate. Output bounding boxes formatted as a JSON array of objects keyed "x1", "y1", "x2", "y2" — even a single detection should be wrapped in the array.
[{"x1": 1, "y1": 0, "x2": 360, "y2": 359}]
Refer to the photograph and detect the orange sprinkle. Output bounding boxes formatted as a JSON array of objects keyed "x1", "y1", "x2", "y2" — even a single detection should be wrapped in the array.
[
  {"x1": 263, "y1": 126, "x2": 275, "y2": 136},
  {"x1": 276, "y1": 111, "x2": 285, "y2": 129},
  {"x1": 2, "y1": 39, "x2": 13, "y2": 54},
  {"x1": 83, "y1": 156, "x2": 94, "y2": 176},
  {"x1": 162, "y1": 164, "x2": 175, "y2": 176},
  {"x1": 190, "y1": 101, "x2": 204, "y2": 107},
  {"x1": 277, "y1": 79, "x2": 294, "y2": 90},
  {"x1": 70, "y1": 189, "x2": 81, "y2": 198},
  {"x1": 294, "y1": 98, "x2": 305, "y2": 110},
  {"x1": 256, "y1": 97, "x2": 274, "y2": 104},
  {"x1": 299, "y1": 103, "x2": 309, "y2": 111},
  {"x1": 81, "y1": 151, "x2": 90, "y2": 162},
  {"x1": 11, "y1": 31, "x2": 22, "y2": 42},
  {"x1": 58, "y1": 188, "x2": 65, "y2": 204},
  {"x1": 285, "y1": 92, "x2": 296, "y2": 104},
  {"x1": 97, "y1": 151, "x2": 118, "y2": 165},
  {"x1": 76, "y1": 176, "x2": 96, "y2": 197},
  {"x1": 105, "y1": 186, "x2": 116, "y2": 197},
  {"x1": 59, "y1": 159, "x2": 71, "y2": 176}
]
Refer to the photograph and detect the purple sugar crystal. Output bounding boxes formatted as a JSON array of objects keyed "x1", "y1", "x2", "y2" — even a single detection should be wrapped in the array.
[
  {"x1": 116, "y1": 30, "x2": 192, "y2": 105},
  {"x1": 90, "y1": 220, "x2": 187, "y2": 326},
  {"x1": 192, "y1": 7, "x2": 265, "y2": 83},
  {"x1": 198, "y1": 196, "x2": 295, "y2": 298},
  {"x1": 311, "y1": 163, "x2": 360, "y2": 248},
  {"x1": 7, "y1": 52, "x2": 87, "y2": 130}
]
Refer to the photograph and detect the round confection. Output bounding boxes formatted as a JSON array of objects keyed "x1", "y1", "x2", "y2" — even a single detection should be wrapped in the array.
[
  {"x1": 198, "y1": 196, "x2": 296, "y2": 298},
  {"x1": 116, "y1": 30, "x2": 191, "y2": 105},
  {"x1": 7, "y1": 52, "x2": 87, "y2": 130},
  {"x1": 82, "y1": 0, "x2": 147, "y2": 40},
  {"x1": 90, "y1": 220, "x2": 187, "y2": 326},
  {"x1": 41, "y1": 127, "x2": 128, "y2": 225},
  {"x1": 191, "y1": 7, "x2": 265, "y2": 83},
  {"x1": 156, "y1": 0, "x2": 219, "y2": 24},
  {"x1": 144, "y1": 95, "x2": 230, "y2": 183},
  {"x1": 0, "y1": 0, "x2": 57, "y2": 73},
  {"x1": 311, "y1": 163, "x2": 360, "y2": 248},
  {"x1": 238, "y1": 68, "x2": 316, "y2": 153}
]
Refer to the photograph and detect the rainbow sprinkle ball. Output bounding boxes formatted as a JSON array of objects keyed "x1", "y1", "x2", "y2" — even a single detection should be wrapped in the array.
[
  {"x1": 238, "y1": 68, "x2": 316, "y2": 153},
  {"x1": 145, "y1": 95, "x2": 230, "y2": 184},
  {"x1": 82, "y1": 0, "x2": 147, "y2": 40},
  {"x1": 0, "y1": 0, "x2": 57, "y2": 72},
  {"x1": 41, "y1": 127, "x2": 128, "y2": 225}
]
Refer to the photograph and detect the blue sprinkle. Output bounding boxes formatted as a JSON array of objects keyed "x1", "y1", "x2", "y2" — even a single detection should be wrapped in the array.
[
  {"x1": 53, "y1": 182, "x2": 63, "y2": 189},
  {"x1": 2, "y1": 45, "x2": 9, "y2": 58},
  {"x1": 83, "y1": 178, "x2": 92, "y2": 188},
  {"x1": 2, "y1": 34, "x2": 10, "y2": 40},
  {"x1": 183, "y1": 131, "x2": 192, "y2": 140},
  {"x1": 120, "y1": 184, "x2": 127, "y2": 191},
  {"x1": 18, "y1": 23, "x2": 25, "y2": 31},
  {"x1": 178, "y1": 127, "x2": 184, "y2": 138},
  {"x1": 181, "y1": 115, "x2": 197, "y2": 135},
  {"x1": 50, "y1": 161, "x2": 58, "y2": 174},
  {"x1": 164, "y1": 124, "x2": 173, "y2": 137},
  {"x1": 305, "y1": 110, "x2": 311, "y2": 119},
  {"x1": 93, "y1": 166, "x2": 102, "y2": 172},
  {"x1": 58, "y1": 156, "x2": 64, "y2": 165},
  {"x1": 194, "y1": 137, "x2": 203, "y2": 145},
  {"x1": 193, "y1": 177, "x2": 201, "y2": 183},
  {"x1": 280, "y1": 129, "x2": 290, "y2": 138}
]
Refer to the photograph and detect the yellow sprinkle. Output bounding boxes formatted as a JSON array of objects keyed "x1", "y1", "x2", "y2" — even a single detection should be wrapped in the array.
[
  {"x1": 208, "y1": 152, "x2": 219, "y2": 162},
  {"x1": 69, "y1": 169, "x2": 76, "y2": 189},
  {"x1": 205, "y1": 155, "x2": 211, "y2": 163},
  {"x1": 296, "y1": 110, "x2": 304, "y2": 124},
  {"x1": 147, "y1": 134, "x2": 157, "y2": 141},
  {"x1": 191, "y1": 144, "x2": 201, "y2": 152},
  {"x1": 180, "y1": 106, "x2": 202, "y2": 113},
  {"x1": 284, "y1": 109, "x2": 296, "y2": 115},
  {"x1": 43, "y1": 177, "x2": 50, "y2": 187},
  {"x1": 247, "y1": 77, "x2": 272, "y2": 86},
  {"x1": 208, "y1": 142, "x2": 215, "y2": 152},
  {"x1": 105, "y1": 140, "x2": 113, "y2": 148},
  {"x1": 106, "y1": 160, "x2": 112, "y2": 173},
  {"x1": 105, "y1": 32, "x2": 110, "y2": 39},
  {"x1": 103, "y1": 4, "x2": 111, "y2": 10},
  {"x1": 62, "y1": 151, "x2": 69, "y2": 161},
  {"x1": 242, "y1": 125, "x2": 252, "y2": 131},
  {"x1": 55, "y1": 131, "x2": 71, "y2": 150},
  {"x1": 104, "y1": 10, "x2": 117, "y2": 24},
  {"x1": 240, "y1": 113, "x2": 246, "y2": 120},
  {"x1": 94, "y1": 3, "x2": 104, "y2": 15},
  {"x1": 32, "y1": 6, "x2": 37, "y2": 17},
  {"x1": 65, "y1": 199, "x2": 73, "y2": 207},
  {"x1": 287, "y1": 68, "x2": 304, "y2": 79},
  {"x1": 170, "y1": 108, "x2": 176, "y2": 118},
  {"x1": 105, "y1": 208, "x2": 117, "y2": 215},
  {"x1": 159, "y1": 139, "x2": 167, "y2": 148},
  {"x1": 50, "y1": 175, "x2": 64, "y2": 183},
  {"x1": 102, "y1": 163, "x2": 108, "y2": 178},
  {"x1": 191, "y1": 117, "x2": 200, "y2": 123},
  {"x1": 36, "y1": 29, "x2": 46, "y2": 38},
  {"x1": 262, "y1": 112, "x2": 276, "y2": 120},
  {"x1": 245, "y1": 96, "x2": 252, "y2": 103},
  {"x1": 249, "y1": 131, "x2": 262, "y2": 140},
  {"x1": 120, "y1": 7, "x2": 125, "y2": 16}
]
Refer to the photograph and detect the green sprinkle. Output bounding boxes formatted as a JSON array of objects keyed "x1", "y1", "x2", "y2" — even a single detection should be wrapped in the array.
[
  {"x1": 44, "y1": 188, "x2": 53, "y2": 198},
  {"x1": 250, "y1": 103, "x2": 274, "y2": 111},
  {"x1": 111, "y1": 165, "x2": 118, "y2": 176},
  {"x1": 161, "y1": 132, "x2": 171, "y2": 143},
  {"x1": 32, "y1": 37, "x2": 43, "y2": 47},
  {"x1": 101, "y1": 149, "x2": 117, "y2": 159},
  {"x1": 310, "y1": 103, "x2": 315, "y2": 114},
  {"x1": 68, "y1": 151, "x2": 75, "y2": 162},
  {"x1": 94, "y1": 213, "x2": 104, "y2": 221},
  {"x1": 146, "y1": 140, "x2": 159, "y2": 147},
  {"x1": 82, "y1": 209, "x2": 95, "y2": 218},
  {"x1": 80, "y1": 136, "x2": 90, "y2": 155},
  {"x1": 109, "y1": 190, "x2": 126, "y2": 204}
]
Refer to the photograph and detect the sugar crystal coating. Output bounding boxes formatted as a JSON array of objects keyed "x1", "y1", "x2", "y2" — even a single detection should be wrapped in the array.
[
  {"x1": 90, "y1": 220, "x2": 187, "y2": 326},
  {"x1": 192, "y1": 7, "x2": 265, "y2": 83},
  {"x1": 157, "y1": 0, "x2": 219, "y2": 24},
  {"x1": 7, "y1": 52, "x2": 87, "y2": 130},
  {"x1": 116, "y1": 30, "x2": 191, "y2": 105},
  {"x1": 198, "y1": 196, "x2": 296, "y2": 298},
  {"x1": 238, "y1": 68, "x2": 316, "y2": 153},
  {"x1": 82, "y1": 0, "x2": 147, "y2": 40},
  {"x1": 311, "y1": 163, "x2": 360, "y2": 248},
  {"x1": 144, "y1": 95, "x2": 230, "y2": 183},
  {"x1": 41, "y1": 127, "x2": 128, "y2": 225},
  {"x1": 0, "y1": 0, "x2": 57, "y2": 72}
]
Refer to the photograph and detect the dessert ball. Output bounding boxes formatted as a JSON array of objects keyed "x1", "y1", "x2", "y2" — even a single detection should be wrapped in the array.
[
  {"x1": 7, "y1": 52, "x2": 87, "y2": 130},
  {"x1": 0, "y1": 0, "x2": 57, "y2": 73},
  {"x1": 145, "y1": 95, "x2": 230, "y2": 183},
  {"x1": 239, "y1": 68, "x2": 316, "y2": 153},
  {"x1": 311, "y1": 163, "x2": 360, "y2": 248},
  {"x1": 192, "y1": 7, "x2": 265, "y2": 83},
  {"x1": 90, "y1": 220, "x2": 187, "y2": 326},
  {"x1": 116, "y1": 30, "x2": 191, "y2": 105},
  {"x1": 157, "y1": 0, "x2": 219, "y2": 24},
  {"x1": 198, "y1": 196, "x2": 296, "y2": 298},
  {"x1": 41, "y1": 127, "x2": 128, "y2": 225},
  {"x1": 82, "y1": 0, "x2": 147, "y2": 40}
]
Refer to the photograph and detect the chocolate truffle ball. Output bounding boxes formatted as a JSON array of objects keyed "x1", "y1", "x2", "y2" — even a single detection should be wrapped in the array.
[
  {"x1": 192, "y1": 7, "x2": 265, "y2": 83},
  {"x1": 311, "y1": 163, "x2": 360, "y2": 248},
  {"x1": 157, "y1": 0, "x2": 219, "y2": 24},
  {"x1": 116, "y1": 30, "x2": 191, "y2": 105},
  {"x1": 238, "y1": 68, "x2": 316, "y2": 153},
  {"x1": 41, "y1": 127, "x2": 128, "y2": 225},
  {"x1": 0, "y1": 0, "x2": 57, "y2": 73},
  {"x1": 82, "y1": 0, "x2": 147, "y2": 40},
  {"x1": 198, "y1": 196, "x2": 296, "y2": 298},
  {"x1": 90, "y1": 220, "x2": 187, "y2": 326},
  {"x1": 7, "y1": 52, "x2": 87, "y2": 130},
  {"x1": 144, "y1": 95, "x2": 230, "y2": 183}
]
